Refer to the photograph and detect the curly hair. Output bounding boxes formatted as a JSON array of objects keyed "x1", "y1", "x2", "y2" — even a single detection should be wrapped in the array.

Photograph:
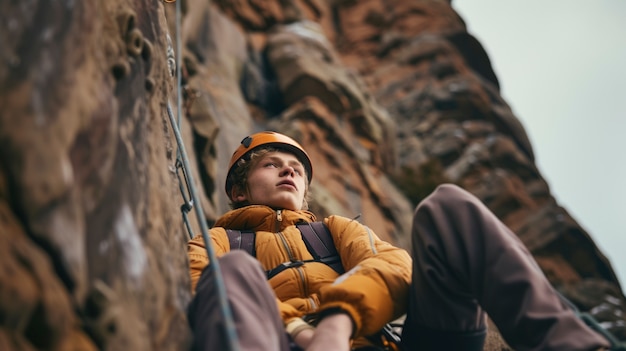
[{"x1": 227, "y1": 147, "x2": 311, "y2": 210}]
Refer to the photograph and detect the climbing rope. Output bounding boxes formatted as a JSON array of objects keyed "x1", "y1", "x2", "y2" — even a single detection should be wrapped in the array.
[{"x1": 163, "y1": 1, "x2": 241, "y2": 350}]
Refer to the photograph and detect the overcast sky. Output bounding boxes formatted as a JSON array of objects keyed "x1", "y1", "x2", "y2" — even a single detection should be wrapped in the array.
[{"x1": 453, "y1": 1, "x2": 626, "y2": 288}]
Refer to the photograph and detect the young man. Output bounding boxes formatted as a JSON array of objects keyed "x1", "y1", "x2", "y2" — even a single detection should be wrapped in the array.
[{"x1": 187, "y1": 131, "x2": 611, "y2": 351}]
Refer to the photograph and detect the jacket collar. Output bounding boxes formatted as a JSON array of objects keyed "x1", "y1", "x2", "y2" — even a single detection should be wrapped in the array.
[{"x1": 215, "y1": 205, "x2": 316, "y2": 232}]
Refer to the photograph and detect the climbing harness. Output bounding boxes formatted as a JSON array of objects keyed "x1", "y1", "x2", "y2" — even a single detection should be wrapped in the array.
[
  {"x1": 226, "y1": 222, "x2": 344, "y2": 279},
  {"x1": 163, "y1": 1, "x2": 241, "y2": 350}
]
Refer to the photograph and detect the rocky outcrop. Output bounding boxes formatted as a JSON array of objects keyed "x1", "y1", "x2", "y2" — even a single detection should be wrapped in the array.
[
  {"x1": 0, "y1": 0, "x2": 623, "y2": 350},
  {"x1": 1, "y1": 1, "x2": 190, "y2": 350}
]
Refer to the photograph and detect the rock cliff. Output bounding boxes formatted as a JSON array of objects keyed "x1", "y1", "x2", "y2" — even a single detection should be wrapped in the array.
[{"x1": 0, "y1": 0, "x2": 623, "y2": 350}]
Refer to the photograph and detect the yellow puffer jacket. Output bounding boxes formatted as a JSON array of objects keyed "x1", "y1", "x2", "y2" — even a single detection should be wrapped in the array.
[{"x1": 188, "y1": 205, "x2": 412, "y2": 338}]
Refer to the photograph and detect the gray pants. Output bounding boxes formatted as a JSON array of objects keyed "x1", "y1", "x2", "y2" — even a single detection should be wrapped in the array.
[
  {"x1": 188, "y1": 251, "x2": 291, "y2": 351},
  {"x1": 188, "y1": 184, "x2": 610, "y2": 351}
]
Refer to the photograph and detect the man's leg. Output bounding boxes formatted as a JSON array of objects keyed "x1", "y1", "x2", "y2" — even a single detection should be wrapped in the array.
[
  {"x1": 188, "y1": 251, "x2": 290, "y2": 351},
  {"x1": 402, "y1": 184, "x2": 610, "y2": 351}
]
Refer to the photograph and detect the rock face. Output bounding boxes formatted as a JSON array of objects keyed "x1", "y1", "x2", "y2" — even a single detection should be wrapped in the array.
[
  {"x1": 0, "y1": 0, "x2": 623, "y2": 350},
  {"x1": 1, "y1": 1, "x2": 190, "y2": 350}
]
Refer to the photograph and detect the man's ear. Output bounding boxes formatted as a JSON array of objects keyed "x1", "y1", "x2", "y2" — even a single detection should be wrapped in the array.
[{"x1": 230, "y1": 186, "x2": 247, "y2": 202}]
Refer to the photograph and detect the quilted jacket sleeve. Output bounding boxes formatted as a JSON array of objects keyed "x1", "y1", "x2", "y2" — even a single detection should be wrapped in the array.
[
  {"x1": 317, "y1": 216, "x2": 412, "y2": 337},
  {"x1": 188, "y1": 228, "x2": 230, "y2": 292}
]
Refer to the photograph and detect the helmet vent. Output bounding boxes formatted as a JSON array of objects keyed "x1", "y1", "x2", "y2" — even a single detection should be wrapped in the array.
[{"x1": 241, "y1": 136, "x2": 253, "y2": 148}]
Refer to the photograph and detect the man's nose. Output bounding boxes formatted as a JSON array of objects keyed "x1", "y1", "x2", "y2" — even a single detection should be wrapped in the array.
[{"x1": 280, "y1": 166, "x2": 295, "y2": 177}]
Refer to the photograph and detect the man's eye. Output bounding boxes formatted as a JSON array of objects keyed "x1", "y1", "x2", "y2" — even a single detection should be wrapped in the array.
[{"x1": 264, "y1": 162, "x2": 277, "y2": 168}]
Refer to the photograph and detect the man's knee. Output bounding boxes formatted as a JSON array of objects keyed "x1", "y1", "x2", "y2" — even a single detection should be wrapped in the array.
[
  {"x1": 417, "y1": 184, "x2": 475, "y2": 212},
  {"x1": 221, "y1": 250, "x2": 259, "y2": 269},
  {"x1": 432, "y1": 183, "x2": 474, "y2": 202},
  {"x1": 219, "y1": 251, "x2": 266, "y2": 283}
]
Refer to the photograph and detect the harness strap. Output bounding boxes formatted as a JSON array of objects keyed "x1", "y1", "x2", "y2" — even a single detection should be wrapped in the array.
[
  {"x1": 296, "y1": 222, "x2": 345, "y2": 275},
  {"x1": 266, "y1": 261, "x2": 305, "y2": 280},
  {"x1": 226, "y1": 229, "x2": 256, "y2": 257},
  {"x1": 224, "y1": 222, "x2": 345, "y2": 278}
]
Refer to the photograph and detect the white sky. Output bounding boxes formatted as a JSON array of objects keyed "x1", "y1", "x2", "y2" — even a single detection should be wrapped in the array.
[{"x1": 453, "y1": 1, "x2": 626, "y2": 288}]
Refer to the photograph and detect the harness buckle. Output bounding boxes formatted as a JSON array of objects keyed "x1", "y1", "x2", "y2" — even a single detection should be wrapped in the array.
[{"x1": 267, "y1": 260, "x2": 304, "y2": 279}]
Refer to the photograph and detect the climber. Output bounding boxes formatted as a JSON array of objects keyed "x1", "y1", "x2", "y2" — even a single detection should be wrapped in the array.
[{"x1": 186, "y1": 131, "x2": 612, "y2": 351}]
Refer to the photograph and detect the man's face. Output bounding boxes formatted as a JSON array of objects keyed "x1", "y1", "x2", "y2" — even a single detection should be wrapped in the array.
[{"x1": 236, "y1": 151, "x2": 307, "y2": 211}]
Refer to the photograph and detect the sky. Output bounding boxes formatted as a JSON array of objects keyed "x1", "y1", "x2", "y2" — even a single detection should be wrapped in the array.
[{"x1": 453, "y1": 1, "x2": 626, "y2": 288}]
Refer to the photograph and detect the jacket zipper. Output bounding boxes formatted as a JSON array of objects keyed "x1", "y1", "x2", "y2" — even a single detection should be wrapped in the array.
[
  {"x1": 308, "y1": 297, "x2": 317, "y2": 311},
  {"x1": 275, "y1": 209, "x2": 308, "y2": 297},
  {"x1": 297, "y1": 266, "x2": 309, "y2": 298},
  {"x1": 275, "y1": 210, "x2": 294, "y2": 261},
  {"x1": 275, "y1": 209, "x2": 282, "y2": 232},
  {"x1": 277, "y1": 232, "x2": 294, "y2": 261}
]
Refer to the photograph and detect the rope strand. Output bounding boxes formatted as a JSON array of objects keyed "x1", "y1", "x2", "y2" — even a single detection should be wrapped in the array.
[
  {"x1": 163, "y1": 1, "x2": 241, "y2": 350},
  {"x1": 166, "y1": 103, "x2": 241, "y2": 351}
]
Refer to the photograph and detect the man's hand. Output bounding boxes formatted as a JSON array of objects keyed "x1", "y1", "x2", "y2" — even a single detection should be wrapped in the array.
[{"x1": 304, "y1": 313, "x2": 353, "y2": 351}]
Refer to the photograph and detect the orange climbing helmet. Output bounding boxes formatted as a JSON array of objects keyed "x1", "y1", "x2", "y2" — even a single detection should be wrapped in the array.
[{"x1": 225, "y1": 131, "x2": 313, "y2": 195}]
